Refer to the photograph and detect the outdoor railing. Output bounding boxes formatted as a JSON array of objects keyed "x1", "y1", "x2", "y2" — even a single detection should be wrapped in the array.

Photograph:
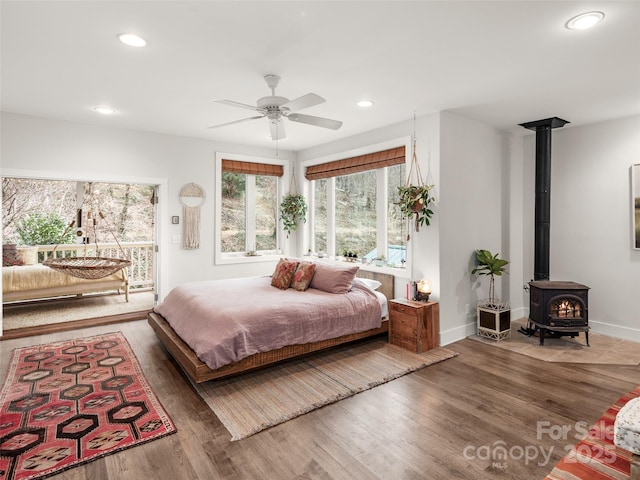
[{"x1": 35, "y1": 241, "x2": 155, "y2": 290}]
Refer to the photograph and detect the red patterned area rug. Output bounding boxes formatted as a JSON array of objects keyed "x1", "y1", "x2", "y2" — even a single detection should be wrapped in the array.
[
  {"x1": 0, "y1": 332, "x2": 176, "y2": 480},
  {"x1": 544, "y1": 385, "x2": 640, "y2": 480}
]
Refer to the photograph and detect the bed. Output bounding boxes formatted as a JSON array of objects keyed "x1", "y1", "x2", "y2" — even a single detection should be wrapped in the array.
[
  {"x1": 2, "y1": 263, "x2": 129, "y2": 303},
  {"x1": 147, "y1": 263, "x2": 394, "y2": 383}
]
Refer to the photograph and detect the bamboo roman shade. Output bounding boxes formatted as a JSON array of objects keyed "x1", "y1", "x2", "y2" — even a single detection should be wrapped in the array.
[
  {"x1": 305, "y1": 146, "x2": 405, "y2": 181},
  {"x1": 222, "y1": 159, "x2": 284, "y2": 177}
]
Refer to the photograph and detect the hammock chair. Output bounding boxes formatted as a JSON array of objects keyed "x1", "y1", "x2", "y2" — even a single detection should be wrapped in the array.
[{"x1": 43, "y1": 184, "x2": 131, "y2": 280}]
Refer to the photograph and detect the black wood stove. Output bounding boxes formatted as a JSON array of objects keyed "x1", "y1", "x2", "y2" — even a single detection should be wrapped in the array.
[
  {"x1": 519, "y1": 117, "x2": 591, "y2": 346},
  {"x1": 527, "y1": 281, "x2": 590, "y2": 345}
]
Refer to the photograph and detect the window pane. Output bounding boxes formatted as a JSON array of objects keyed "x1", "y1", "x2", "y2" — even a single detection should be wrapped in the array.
[
  {"x1": 255, "y1": 175, "x2": 277, "y2": 251},
  {"x1": 314, "y1": 179, "x2": 327, "y2": 254},
  {"x1": 387, "y1": 163, "x2": 406, "y2": 266},
  {"x1": 335, "y1": 171, "x2": 376, "y2": 258},
  {"x1": 221, "y1": 172, "x2": 245, "y2": 253}
]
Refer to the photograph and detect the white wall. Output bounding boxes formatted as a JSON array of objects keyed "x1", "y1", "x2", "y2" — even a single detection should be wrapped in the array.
[
  {"x1": 522, "y1": 115, "x2": 640, "y2": 340},
  {"x1": 0, "y1": 112, "x2": 295, "y2": 300},
  {"x1": 438, "y1": 111, "x2": 513, "y2": 344}
]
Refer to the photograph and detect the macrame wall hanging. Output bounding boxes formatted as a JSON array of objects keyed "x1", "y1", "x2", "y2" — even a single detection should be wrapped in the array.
[{"x1": 179, "y1": 182, "x2": 206, "y2": 250}]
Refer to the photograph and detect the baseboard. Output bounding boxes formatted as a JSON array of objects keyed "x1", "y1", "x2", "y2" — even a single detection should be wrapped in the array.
[
  {"x1": 441, "y1": 321, "x2": 477, "y2": 346},
  {"x1": 511, "y1": 306, "x2": 527, "y2": 321},
  {"x1": 589, "y1": 320, "x2": 640, "y2": 343}
]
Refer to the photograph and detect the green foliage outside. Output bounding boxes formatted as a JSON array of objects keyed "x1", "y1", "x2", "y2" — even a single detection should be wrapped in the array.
[{"x1": 16, "y1": 212, "x2": 75, "y2": 246}]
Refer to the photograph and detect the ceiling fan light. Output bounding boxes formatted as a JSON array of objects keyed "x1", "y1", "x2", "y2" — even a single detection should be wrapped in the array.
[
  {"x1": 118, "y1": 33, "x2": 147, "y2": 47},
  {"x1": 357, "y1": 100, "x2": 374, "y2": 107},
  {"x1": 565, "y1": 11, "x2": 604, "y2": 30},
  {"x1": 94, "y1": 106, "x2": 116, "y2": 115}
]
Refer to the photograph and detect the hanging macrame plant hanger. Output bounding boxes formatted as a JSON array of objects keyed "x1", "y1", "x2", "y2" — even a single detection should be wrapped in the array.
[
  {"x1": 403, "y1": 136, "x2": 427, "y2": 237},
  {"x1": 43, "y1": 184, "x2": 131, "y2": 280},
  {"x1": 405, "y1": 136, "x2": 425, "y2": 188},
  {"x1": 180, "y1": 182, "x2": 206, "y2": 250}
]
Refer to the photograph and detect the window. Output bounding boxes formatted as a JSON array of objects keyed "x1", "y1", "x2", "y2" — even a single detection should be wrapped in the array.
[
  {"x1": 216, "y1": 156, "x2": 284, "y2": 263},
  {"x1": 221, "y1": 172, "x2": 246, "y2": 253},
  {"x1": 255, "y1": 175, "x2": 277, "y2": 251},
  {"x1": 313, "y1": 178, "x2": 327, "y2": 254},
  {"x1": 307, "y1": 144, "x2": 407, "y2": 267},
  {"x1": 335, "y1": 170, "x2": 376, "y2": 257},
  {"x1": 387, "y1": 163, "x2": 406, "y2": 264}
]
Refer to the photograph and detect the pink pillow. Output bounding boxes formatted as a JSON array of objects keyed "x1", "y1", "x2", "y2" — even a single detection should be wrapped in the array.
[
  {"x1": 271, "y1": 258, "x2": 299, "y2": 289},
  {"x1": 291, "y1": 262, "x2": 316, "y2": 291},
  {"x1": 310, "y1": 262, "x2": 359, "y2": 294}
]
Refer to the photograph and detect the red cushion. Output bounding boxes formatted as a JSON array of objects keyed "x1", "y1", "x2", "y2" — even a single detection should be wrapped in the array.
[
  {"x1": 291, "y1": 262, "x2": 317, "y2": 291},
  {"x1": 2, "y1": 244, "x2": 23, "y2": 267},
  {"x1": 271, "y1": 258, "x2": 299, "y2": 290}
]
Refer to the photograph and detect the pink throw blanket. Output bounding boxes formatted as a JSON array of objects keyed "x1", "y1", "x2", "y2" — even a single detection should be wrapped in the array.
[{"x1": 154, "y1": 276, "x2": 382, "y2": 370}]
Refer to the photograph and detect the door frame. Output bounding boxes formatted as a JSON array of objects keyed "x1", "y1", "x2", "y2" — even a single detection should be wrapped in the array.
[{"x1": 0, "y1": 168, "x2": 169, "y2": 336}]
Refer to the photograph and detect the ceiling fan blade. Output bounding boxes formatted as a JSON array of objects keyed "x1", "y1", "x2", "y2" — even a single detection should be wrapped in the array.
[
  {"x1": 287, "y1": 113, "x2": 343, "y2": 130},
  {"x1": 207, "y1": 115, "x2": 264, "y2": 129},
  {"x1": 269, "y1": 118, "x2": 286, "y2": 140},
  {"x1": 214, "y1": 99, "x2": 260, "y2": 111},
  {"x1": 281, "y1": 93, "x2": 325, "y2": 112}
]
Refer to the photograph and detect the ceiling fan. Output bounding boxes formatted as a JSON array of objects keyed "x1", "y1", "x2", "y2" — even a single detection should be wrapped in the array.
[{"x1": 208, "y1": 74, "x2": 343, "y2": 140}]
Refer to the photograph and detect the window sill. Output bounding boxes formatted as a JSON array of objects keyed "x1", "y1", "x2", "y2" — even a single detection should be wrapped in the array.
[
  {"x1": 215, "y1": 253, "x2": 283, "y2": 266},
  {"x1": 313, "y1": 257, "x2": 410, "y2": 278}
]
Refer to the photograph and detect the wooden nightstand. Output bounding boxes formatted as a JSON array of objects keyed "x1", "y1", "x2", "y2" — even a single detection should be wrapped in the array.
[{"x1": 388, "y1": 298, "x2": 440, "y2": 353}]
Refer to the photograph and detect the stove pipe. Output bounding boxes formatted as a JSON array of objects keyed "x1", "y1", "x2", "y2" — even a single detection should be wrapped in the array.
[{"x1": 519, "y1": 117, "x2": 569, "y2": 281}]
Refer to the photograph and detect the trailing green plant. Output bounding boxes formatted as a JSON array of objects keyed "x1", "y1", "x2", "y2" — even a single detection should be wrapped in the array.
[
  {"x1": 280, "y1": 193, "x2": 307, "y2": 237},
  {"x1": 471, "y1": 249, "x2": 509, "y2": 306},
  {"x1": 397, "y1": 184, "x2": 435, "y2": 235},
  {"x1": 16, "y1": 212, "x2": 75, "y2": 246}
]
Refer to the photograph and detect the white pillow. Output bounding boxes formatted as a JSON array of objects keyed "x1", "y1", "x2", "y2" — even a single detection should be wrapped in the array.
[
  {"x1": 17, "y1": 246, "x2": 39, "y2": 265},
  {"x1": 355, "y1": 277, "x2": 382, "y2": 291}
]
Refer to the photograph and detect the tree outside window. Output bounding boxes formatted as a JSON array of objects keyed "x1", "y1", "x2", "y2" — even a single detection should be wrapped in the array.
[
  {"x1": 313, "y1": 178, "x2": 327, "y2": 254},
  {"x1": 221, "y1": 172, "x2": 246, "y2": 253},
  {"x1": 335, "y1": 170, "x2": 376, "y2": 258},
  {"x1": 310, "y1": 163, "x2": 406, "y2": 266},
  {"x1": 220, "y1": 171, "x2": 277, "y2": 254}
]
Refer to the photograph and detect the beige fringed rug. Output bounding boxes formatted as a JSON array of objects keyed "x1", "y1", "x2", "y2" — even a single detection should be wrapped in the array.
[{"x1": 194, "y1": 339, "x2": 458, "y2": 441}]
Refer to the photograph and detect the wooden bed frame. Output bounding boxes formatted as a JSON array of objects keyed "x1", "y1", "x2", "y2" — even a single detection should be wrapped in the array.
[{"x1": 147, "y1": 270, "x2": 395, "y2": 383}]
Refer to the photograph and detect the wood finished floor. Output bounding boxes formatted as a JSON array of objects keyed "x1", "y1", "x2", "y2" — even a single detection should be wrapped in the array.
[{"x1": 1, "y1": 319, "x2": 639, "y2": 480}]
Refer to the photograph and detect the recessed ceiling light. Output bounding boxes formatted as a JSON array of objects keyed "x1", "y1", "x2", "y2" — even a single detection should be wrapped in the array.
[
  {"x1": 94, "y1": 106, "x2": 116, "y2": 115},
  {"x1": 565, "y1": 11, "x2": 604, "y2": 30},
  {"x1": 357, "y1": 100, "x2": 374, "y2": 107},
  {"x1": 118, "y1": 33, "x2": 146, "y2": 47}
]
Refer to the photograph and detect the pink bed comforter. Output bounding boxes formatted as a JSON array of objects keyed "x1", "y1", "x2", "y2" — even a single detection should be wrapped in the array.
[{"x1": 154, "y1": 276, "x2": 383, "y2": 370}]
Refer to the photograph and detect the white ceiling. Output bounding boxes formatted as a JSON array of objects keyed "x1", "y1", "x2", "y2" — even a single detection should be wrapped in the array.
[{"x1": 2, "y1": 1, "x2": 639, "y2": 152}]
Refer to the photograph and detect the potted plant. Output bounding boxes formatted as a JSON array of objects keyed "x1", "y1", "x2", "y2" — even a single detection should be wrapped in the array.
[
  {"x1": 471, "y1": 249, "x2": 511, "y2": 341},
  {"x1": 397, "y1": 184, "x2": 435, "y2": 236},
  {"x1": 280, "y1": 193, "x2": 307, "y2": 237},
  {"x1": 373, "y1": 254, "x2": 386, "y2": 267}
]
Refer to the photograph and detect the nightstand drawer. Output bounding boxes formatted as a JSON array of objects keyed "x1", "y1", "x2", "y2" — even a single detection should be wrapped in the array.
[
  {"x1": 392, "y1": 313, "x2": 419, "y2": 336},
  {"x1": 389, "y1": 301, "x2": 419, "y2": 316},
  {"x1": 389, "y1": 312, "x2": 418, "y2": 337}
]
